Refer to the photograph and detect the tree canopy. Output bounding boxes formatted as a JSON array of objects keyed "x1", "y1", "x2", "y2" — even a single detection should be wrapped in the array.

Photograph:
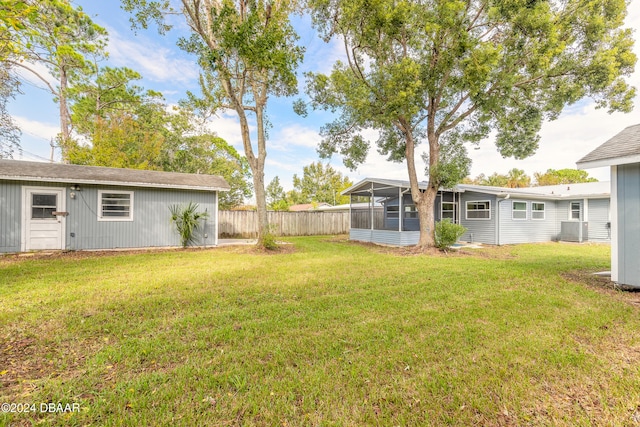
[
  {"x1": 291, "y1": 161, "x2": 352, "y2": 205},
  {"x1": 303, "y1": 0, "x2": 636, "y2": 248},
  {"x1": 122, "y1": 0, "x2": 304, "y2": 247}
]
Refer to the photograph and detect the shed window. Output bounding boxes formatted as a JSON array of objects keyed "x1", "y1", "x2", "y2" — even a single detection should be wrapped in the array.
[
  {"x1": 404, "y1": 205, "x2": 418, "y2": 219},
  {"x1": 386, "y1": 205, "x2": 399, "y2": 219},
  {"x1": 570, "y1": 202, "x2": 581, "y2": 220},
  {"x1": 98, "y1": 190, "x2": 133, "y2": 221},
  {"x1": 466, "y1": 201, "x2": 491, "y2": 220},
  {"x1": 512, "y1": 201, "x2": 527, "y2": 220},
  {"x1": 31, "y1": 194, "x2": 57, "y2": 220},
  {"x1": 532, "y1": 202, "x2": 545, "y2": 220}
]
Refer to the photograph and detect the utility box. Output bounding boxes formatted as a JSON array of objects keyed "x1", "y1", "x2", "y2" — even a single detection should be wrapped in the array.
[{"x1": 560, "y1": 221, "x2": 589, "y2": 243}]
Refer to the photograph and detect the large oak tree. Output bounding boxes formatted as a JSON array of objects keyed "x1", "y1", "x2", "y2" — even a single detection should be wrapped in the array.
[{"x1": 304, "y1": 0, "x2": 636, "y2": 248}]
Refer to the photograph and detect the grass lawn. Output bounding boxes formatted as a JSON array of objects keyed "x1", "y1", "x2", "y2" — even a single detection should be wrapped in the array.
[{"x1": 1, "y1": 237, "x2": 639, "y2": 426}]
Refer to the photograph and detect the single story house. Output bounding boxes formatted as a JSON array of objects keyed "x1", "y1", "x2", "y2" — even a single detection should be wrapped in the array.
[
  {"x1": 343, "y1": 178, "x2": 611, "y2": 247},
  {"x1": 577, "y1": 123, "x2": 640, "y2": 289},
  {"x1": 0, "y1": 160, "x2": 229, "y2": 252}
]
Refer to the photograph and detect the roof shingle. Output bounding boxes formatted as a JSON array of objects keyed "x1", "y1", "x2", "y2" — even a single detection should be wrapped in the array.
[
  {"x1": 577, "y1": 124, "x2": 640, "y2": 168},
  {"x1": 0, "y1": 160, "x2": 230, "y2": 191}
]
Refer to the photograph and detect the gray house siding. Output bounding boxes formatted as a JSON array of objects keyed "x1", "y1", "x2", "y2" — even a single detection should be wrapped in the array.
[
  {"x1": 587, "y1": 198, "x2": 611, "y2": 241},
  {"x1": 497, "y1": 199, "x2": 559, "y2": 244},
  {"x1": 459, "y1": 192, "x2": 497, "y2": 244},
  {"x1": 66, "y1": 185, "x2": 216, "y2": 250},
  {"x1": 0, "y1": 180, "x2": 217, "y2": 253},
  {"x1": 616, "y1": 163, "x2": 640, "y2": 287},
  {"x1": 0, "y1": 180, "x2": 66, "y2": 252}
]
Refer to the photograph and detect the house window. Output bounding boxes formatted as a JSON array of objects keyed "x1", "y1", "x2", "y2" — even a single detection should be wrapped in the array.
[
  {"x1": 98, "y1": 190, "x2": 134, "y2": 221},
  {"x1": 466, "y1": 201, "x2": 491, "y2": 220},
  {"x1": 386, "y1": 205, "x2": 399, "y2": 219},
  {"x1": 512, "y1": 201, "x2": 527, "y2": 220},
  {"x1": 570, "y1": 201, "x2": 581, "y2": 220},
  {"x1": 404, "y1": 205, "x2": 418, "y2": 219},
  {"x1": 441, "y1": 202, "x2": 457, "y2": 221},
  {"x1": 532, "y1": 202, "x2": 545, "y2": 220}
]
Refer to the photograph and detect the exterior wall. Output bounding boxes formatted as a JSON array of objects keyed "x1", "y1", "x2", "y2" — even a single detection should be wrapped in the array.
[
  {"x1": 497, "y1": 199, "x2": 559, "y2": 244},
  {"x1": 459, "y1": 192, "x2": 497, "y2": 244},
  {"x1": 0, "y1": 180, "x2": 217, "y2": 252},
  {"x1": 0, "y1": 180, "x2": 64, "y2": 252},
  {"x1": 586, "y1": 198, "x2": 611, "y2": 241},
  {"x1": 350, "y1": 228, "x2": 420, "y2": 246},
  {"x1": 616, "y1": 163, "x2": 640, "y2": 288}
]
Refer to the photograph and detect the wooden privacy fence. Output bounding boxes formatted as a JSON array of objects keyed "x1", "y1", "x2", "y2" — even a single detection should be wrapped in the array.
[{"x1": 218, "y1": 210, "x2": 350, "y2": 238}]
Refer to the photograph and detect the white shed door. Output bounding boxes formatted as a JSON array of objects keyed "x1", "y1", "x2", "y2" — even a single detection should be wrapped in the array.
[{"x1": 23, "y1": 187, "x2": 65, "y2": 251}]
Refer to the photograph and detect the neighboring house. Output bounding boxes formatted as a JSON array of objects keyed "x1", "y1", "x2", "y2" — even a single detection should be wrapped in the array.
[
  {"x1": 343, "y1": 178, "x2": 610, "y2": 247},
  {"x1": 0, "y1": 160, "x2": 229, "y2": 253},
  {"x1": 288, "y1": 203, "x2": 332, "y2": 212},
  {"x1": 577, "y1": 123, "x2": 640, "y2": 289}
]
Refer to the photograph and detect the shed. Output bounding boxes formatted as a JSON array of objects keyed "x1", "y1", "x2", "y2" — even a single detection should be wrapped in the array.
[
  {"x1": 0, "y1": 160, "x2": 229, "y2": 252},
  {"x1": 577, "y1": 123, "x2": 640, "y2": 289}
]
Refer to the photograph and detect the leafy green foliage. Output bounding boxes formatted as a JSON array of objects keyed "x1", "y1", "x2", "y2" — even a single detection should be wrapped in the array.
[
  {"x1": 304, "y1": 0, "x2": 636, "y2": 247},
  {"x1": 292, "y1": 162, "x2": 353, "y2": 205},
  {"x1": 122, "y1": 0, "x2": 304, "y2": 247},
  {"x1": 434, "y1": 219, "x2": 467, "y2": 250},
  {"x1": 266, "y1": 176, "x2": 289, "y2": 211},
  {"x1": 165, "y1": 134, "x2": 252, "y2": 210},
  {"x1": 8, "y1": 0, "x2": 108, "y2": 154},
  {"x1": 534, "y1": 169, "x2": 599, "y2": 186},
  {"x1": 169, "y1": 202, "x2": 209, "y2": 248}
]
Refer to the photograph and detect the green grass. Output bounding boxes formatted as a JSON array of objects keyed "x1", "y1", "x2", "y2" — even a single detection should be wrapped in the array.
[{"x1": 1, "y1": 237, "x2": 639, "y2": 426}]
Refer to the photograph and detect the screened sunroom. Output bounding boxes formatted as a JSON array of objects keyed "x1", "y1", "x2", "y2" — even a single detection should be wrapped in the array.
[{"x1": 343, "y1": 178, "x2": 461, "y2": 246}]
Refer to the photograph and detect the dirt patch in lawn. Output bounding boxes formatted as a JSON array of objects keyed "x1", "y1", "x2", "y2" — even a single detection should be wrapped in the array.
[{"x1": 562, "y1": 270, "x2": 640, "y2": 309}]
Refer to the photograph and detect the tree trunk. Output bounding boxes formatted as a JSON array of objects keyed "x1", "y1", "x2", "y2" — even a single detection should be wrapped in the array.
[
  {"x1": 402, "y1": 119, "x2": 439, "y2": 249},
  {"x1": 58, "y1": 66, "x2": 72, "y2": 162}
]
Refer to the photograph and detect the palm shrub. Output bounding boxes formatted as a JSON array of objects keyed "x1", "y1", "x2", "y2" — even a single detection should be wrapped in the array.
[
  {"x1": 169, "y1": 202, "x2": 209, "y2": 248},
  {"x1": 434, "y1": 219, "x2": 467, "y2": 250}
]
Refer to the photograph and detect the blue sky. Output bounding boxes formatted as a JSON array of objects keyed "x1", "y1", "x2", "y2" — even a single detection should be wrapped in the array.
[{"x1": 8, "y1": 0, "x2": 640, "y2": 192}]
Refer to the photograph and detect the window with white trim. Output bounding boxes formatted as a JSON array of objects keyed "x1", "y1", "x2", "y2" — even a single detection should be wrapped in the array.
[
  {"x1": 570, "y1": 201, "x2": 581, "y2": 220},
  {"x1": 98, "y1": 190, "x2": 134, "y2": 221},
  {"x1": 512, "y1": 201, "x2": 527, "y2": 220},
  {"x1": 386, "y1": 205, "x2": 399, "y2": 219},
  {"x1": 532, "y1": 202, "x2": 545, "y2": 220},
  {"x1": 404, "y1": 205, "x2": 418, "y2": 219},
  {"x1": 466, "y1": 201, "x2": 491, "y2": 220}
]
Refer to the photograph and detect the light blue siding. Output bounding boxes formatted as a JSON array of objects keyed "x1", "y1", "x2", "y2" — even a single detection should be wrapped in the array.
[
  {"x1": 0, "y1": 180, "x2": 218, "y2": 252},
  {"x1": 587, "y1": 198, "x2": 610, "y2": 241},
  {"x1": 350, "y1": 229, "x2": 420, "y2": 246},
  {"x1": 66, "y1": 185, "x2": 216, "y2": 250},
  {"x1": 459, "y1": 192, "x2": 496, "y2": 244},
  {"x1": 0, "y1": 180, "x2": 68, "y2": 252},
  {"x1": 497, "y1": 199, "x2": 560, "y2": 244},
  {"x1": 617, "y1": 164, "x2": 640, "y2": 287}
]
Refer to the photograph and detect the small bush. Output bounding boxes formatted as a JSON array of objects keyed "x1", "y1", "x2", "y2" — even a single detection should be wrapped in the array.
[
  {"x1": 261, "y1": 232, "x2": 279, "y2": 250},
  {"x1": 434, "y1": 219, "x2": 467, "y2": 250}
]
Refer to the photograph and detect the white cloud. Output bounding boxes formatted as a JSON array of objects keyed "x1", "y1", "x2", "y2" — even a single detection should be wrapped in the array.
[
  {"x1": 14, "y1": 116, "x2": 59, "y2": 141},
  {"x1": 270, "y1": 124, "x2": 322, "y2": 151},
  {"x1": 106, "y1": 27, "x2": 198, "y2": 85}
]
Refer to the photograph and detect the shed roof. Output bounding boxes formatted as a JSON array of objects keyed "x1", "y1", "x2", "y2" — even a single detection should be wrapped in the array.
[
  {"x1": 0, "y1": 159, "x2": 230, "y2": 192},
  {"x1": 577, "y1": 124, "x2": 640, "y2": 169}
]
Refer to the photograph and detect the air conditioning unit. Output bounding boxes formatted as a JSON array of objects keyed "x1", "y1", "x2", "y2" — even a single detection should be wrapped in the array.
[{"x1": 560, "y1": 221, "x2": 589, "y2": 243}]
